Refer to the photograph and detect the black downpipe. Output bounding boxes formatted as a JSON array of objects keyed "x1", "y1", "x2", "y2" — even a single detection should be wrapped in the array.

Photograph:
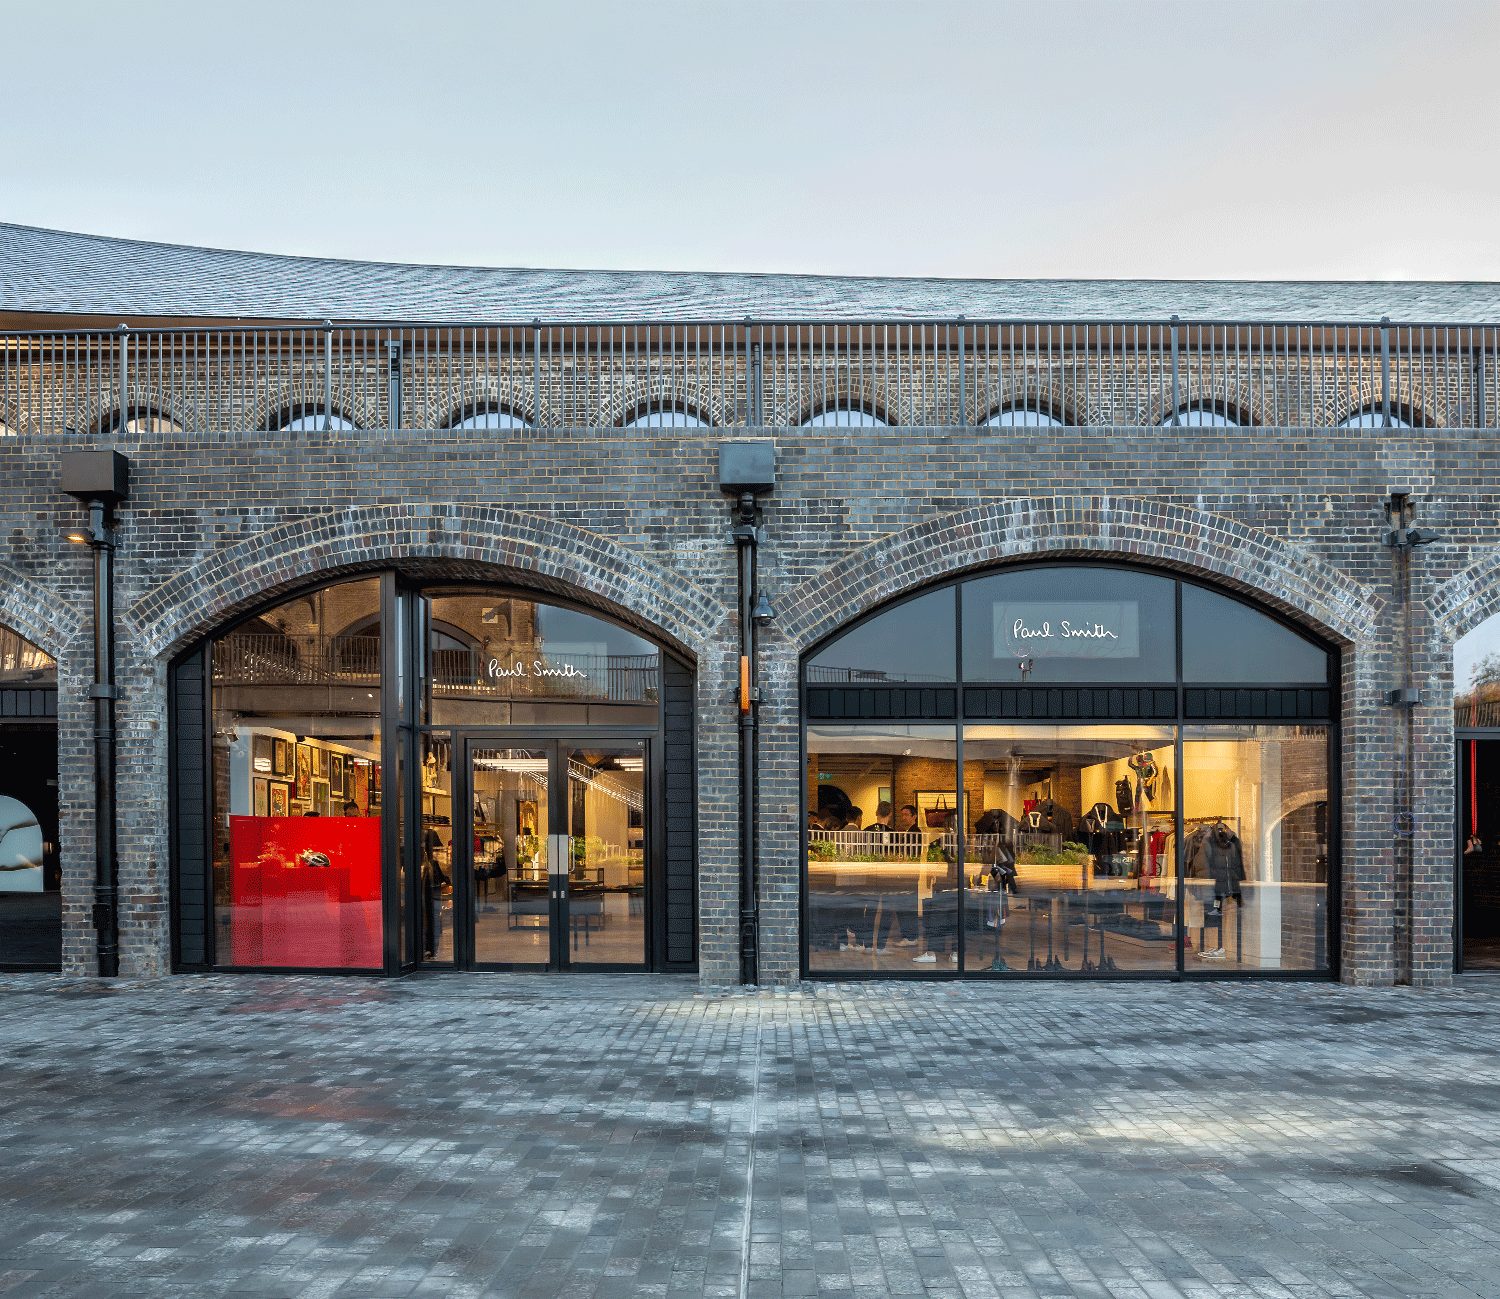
[
  {"x1": 735, "y1": 493, "x2": 759, "y2": 985},
  {"x1": 88, "y1": 499, "x2": 120, "y2": 977}
]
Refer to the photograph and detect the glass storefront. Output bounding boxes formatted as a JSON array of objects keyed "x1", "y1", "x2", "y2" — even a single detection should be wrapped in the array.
[
  {"x1": 0, "y1": 628, "x2": 59, "y2": 970},
  {"x1": 194, "y1": 575, "x2": 674, "y2": 974},
  {"x1": 803, "y1": 565, "x2": 1336, "y2": 978}
]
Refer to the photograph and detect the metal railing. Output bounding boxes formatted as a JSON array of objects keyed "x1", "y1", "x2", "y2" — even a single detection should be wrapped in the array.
[{"x1": 2, "y1": 320, "x2": 1496, "y2": 434}]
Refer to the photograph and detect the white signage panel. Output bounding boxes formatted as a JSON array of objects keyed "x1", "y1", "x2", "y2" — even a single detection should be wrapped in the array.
[{"x1": 993, "y1": 601, "x2": 1140, "y2": 660}]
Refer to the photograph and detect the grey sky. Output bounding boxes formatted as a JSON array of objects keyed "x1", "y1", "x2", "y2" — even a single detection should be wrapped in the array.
[{"x1": 5, "y1": 0, "x2": 1496, "y2": 280}]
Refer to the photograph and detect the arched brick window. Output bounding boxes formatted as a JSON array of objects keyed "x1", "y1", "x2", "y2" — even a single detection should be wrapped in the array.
[{"x1": 804, "y1": 406, "x2": 887, "y2": 428}]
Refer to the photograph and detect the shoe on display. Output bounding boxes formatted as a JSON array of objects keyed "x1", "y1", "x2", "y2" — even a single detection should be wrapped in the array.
[
  {"x1": 949, "y1": 952, "x2": 958, "y2": 964},
  {"x1": 1199, "y1": 947, "x2": 1226, "y2": 960},
  {"x1": 912, "y1": 951, "x2": 937, "y2": 963},
  {"x1": 893, "y1": 937, "x2": 917, "y2": 947}
]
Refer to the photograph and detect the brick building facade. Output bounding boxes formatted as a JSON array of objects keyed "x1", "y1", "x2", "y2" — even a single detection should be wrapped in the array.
[{"x1": 1, "y1": 223, "x2": 1497, "y2": 987}]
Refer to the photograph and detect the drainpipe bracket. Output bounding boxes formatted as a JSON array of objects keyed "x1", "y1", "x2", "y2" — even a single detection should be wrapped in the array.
[{"x1": 88, "y1": 684, "x2": 120, "y2": 700}]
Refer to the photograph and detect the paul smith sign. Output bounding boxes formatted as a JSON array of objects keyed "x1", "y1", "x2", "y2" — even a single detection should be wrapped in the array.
[
  {"x1": 486, "y1": 657, "x2": 591, "y2": 681},
  {"x1": 993, "y1": 602, "x2": 1140, "y2": 660}
]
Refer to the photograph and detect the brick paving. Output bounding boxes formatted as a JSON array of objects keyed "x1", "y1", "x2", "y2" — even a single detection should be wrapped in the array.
[{"x1": 0, "y1": 973, "x2": 1498, "y2": 1299}]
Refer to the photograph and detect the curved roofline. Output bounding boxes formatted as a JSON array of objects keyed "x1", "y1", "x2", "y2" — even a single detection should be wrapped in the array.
[{"x1": 4, "y1": 221, "x2": 1499, "y2": 327}]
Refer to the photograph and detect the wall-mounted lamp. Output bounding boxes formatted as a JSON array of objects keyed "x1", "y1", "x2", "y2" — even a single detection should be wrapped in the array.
[
  {"x1": 1383, "y1": 491, "x2": 1441, "y2": 549},
  {"x1": 59, "y1": 448, "x2": 130, "y2": 979},
  {"x1": 751, "y1": 593, "x2": 776, "y2": 625}
]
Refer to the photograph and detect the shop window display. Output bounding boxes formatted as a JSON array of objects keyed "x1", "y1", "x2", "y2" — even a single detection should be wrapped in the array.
[
  {"x1": 212, "y1": 579, "x2": 383, "y2": 969},
  {"x1": 1180, "y1": 727, "x2": 1330, "y2": 970},
  {"x1": 959, "y1": 725, "x2": 1178, "y2": 973},
  {"x1": 805, "y1": 725, "x2": 962, "y2": 971},
  {"x1": 802, "y1": 565, "x2": 1337, "y2": 978}
]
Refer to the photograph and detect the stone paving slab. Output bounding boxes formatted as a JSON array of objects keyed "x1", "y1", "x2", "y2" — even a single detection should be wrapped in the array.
[{"x1": 0, "y1": 973, "x2": 1497, "y2": 1298}]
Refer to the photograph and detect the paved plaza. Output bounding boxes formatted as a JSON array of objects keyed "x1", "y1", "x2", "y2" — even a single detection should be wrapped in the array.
[{"x1": 0, "y1": 973, "x2": 1497, "y2": 1299}]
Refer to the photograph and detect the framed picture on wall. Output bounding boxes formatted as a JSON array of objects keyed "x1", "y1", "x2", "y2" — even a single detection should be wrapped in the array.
[
  {"x1": 253, "y1": 735, "x2": 273, "y2": 774},
  {"x1": 274, "y1": 738, "x2": 288, "y2": 776},
  {"x1": 313, "y1": 779, "x2": 330, "y2": 817},
  {"x1": 269, "y1": 782, "x2": 290, "y2": 818},
  {"x1": 370, "y1": 763, "x2": 381, "y2": 794},
  {"x1": 331, "y1": 753, "x2": 344, "y2": 796},
  {"x1": 353, "y1": 762, "x2": 369, "y2": 812},
  {"x1": 295, "y1": 744, "x2": 312, "y2": 801},
  {"x1": 253, "y1": 777, "x2": 269, "y2": 818},
  {"x1": 316, "y1": 747, "x2": 328, "y2": 780}
]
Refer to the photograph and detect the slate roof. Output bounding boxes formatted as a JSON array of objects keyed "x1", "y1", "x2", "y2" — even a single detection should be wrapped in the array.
[{"x1": 3, "y1": 221, "x2": 1498, "y2": 325}]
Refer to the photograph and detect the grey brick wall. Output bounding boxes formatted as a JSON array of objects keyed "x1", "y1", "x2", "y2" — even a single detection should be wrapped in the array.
[{"x1": 1, "y1": 421, "x2": 1493, "y2": 988}]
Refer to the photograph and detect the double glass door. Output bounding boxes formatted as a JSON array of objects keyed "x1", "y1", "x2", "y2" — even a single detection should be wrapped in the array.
[{"x1": 419, "y1": 733, "x2": 648, "y2": 970}]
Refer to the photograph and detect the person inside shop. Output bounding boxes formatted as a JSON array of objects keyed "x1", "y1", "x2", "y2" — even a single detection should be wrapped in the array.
[
  {"x1": 864, "y1": 801, "x2": 894, "y2": 841},
  {"x1": 343, "y1": 799, "x2": 361, "y2": 817},
  {"x1": 422, "y1": 822, "x2": 449, "y2": 959}
]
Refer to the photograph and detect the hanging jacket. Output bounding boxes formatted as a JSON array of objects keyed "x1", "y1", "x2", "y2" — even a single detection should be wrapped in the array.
[
  {"x1": 1185, "y1": 823, "x2": 1245, "y2": 896},
  {"x1": 1032, "y1": 798, "x2": 1074, "y2": 837}
]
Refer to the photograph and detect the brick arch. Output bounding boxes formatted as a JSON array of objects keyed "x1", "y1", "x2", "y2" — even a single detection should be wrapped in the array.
[
  {"x1": 603, "y1": 377, "x2": 727, "y2": 429},
  {"x1": 436, "y1": 376, "x2": 544, "y2": 430},
  {"x1": 0, "y1": 562, "x2": 84, "y2": 662},
  {"x1": 776, "y1": 496, "x2": 1378, "y2": 654},
  {"x1": 1430, "y1": 549, "x2": 1500, "y2": 644},
  {"x1": 126, "y1": 504, "x2": 727, "y2": 661},
  {"x1": 779, "y1": 384, "x2": 892, "y2": 428}
]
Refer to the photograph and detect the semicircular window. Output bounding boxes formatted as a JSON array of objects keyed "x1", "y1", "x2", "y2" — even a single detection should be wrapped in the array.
[
  {"x1": 1162, "y1": 406, "x2": 1240, "y2": 427},
  {"x1": 623, "y1": 408, "x2": 707, "y2": 428},
  {"x1": 986, "y1": 407, "x2": 1063, "y2": 427},
  {"x1": 0, "y1": 626, "x2": 56, "y2": 685},
  {"x1": 453, "y1": 409, "x2": 530, "y2": 430},
  {"x1": 281, "y1": 413, "x2": 357, "y2": 431},
  {"x1": 1338, "y1": 408, "x2": 1414, "y2": 428},
  {"x1": 804, "y1": 407, "x2": 887, "y2": 428}
]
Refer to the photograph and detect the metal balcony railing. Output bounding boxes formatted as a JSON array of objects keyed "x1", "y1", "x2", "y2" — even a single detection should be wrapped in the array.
[{"x1": 1, "y1": 319, "x2": 1496, "y2": 434}]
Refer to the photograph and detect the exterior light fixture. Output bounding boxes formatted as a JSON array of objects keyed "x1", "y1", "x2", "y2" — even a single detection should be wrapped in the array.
[
  {"x1": 58, "y1": 448, "x2": 130, "y2": 978},
  {"x1": 751, "y1": 593, "x2": 776, "y2": 624}
]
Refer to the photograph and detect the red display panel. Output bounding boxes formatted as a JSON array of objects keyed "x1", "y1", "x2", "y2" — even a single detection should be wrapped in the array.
[{"x1": 228, "y1": 816, "x2": 383, "y2": 968}]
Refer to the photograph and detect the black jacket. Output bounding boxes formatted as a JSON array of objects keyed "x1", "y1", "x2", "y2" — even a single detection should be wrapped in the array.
[
  {"x1": 1185, "y1": 824, "x2": 1245, "y2": 896},
  {"x1": 1032, "y1": 798, "x2": 1074, "y2": 837}
]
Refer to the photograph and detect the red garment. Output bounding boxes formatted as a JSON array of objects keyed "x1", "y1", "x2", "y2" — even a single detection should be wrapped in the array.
[
  {"x1": 1023, "y1": 797, "x2": 1039, "y2": 815},
  {"x1": 1146, "y1": 830, "x2": 1168, "y2": 881}
]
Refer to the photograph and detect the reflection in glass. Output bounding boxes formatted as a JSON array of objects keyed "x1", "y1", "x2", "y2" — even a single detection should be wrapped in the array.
[
  {"x1": 1456, "y1": 610, "x2": 1500, "y2": 728},
  {"x1": 427, "y1": 594, "x2": 659, "y2": 724},
  {"x1": 0, "y1": 727, "x2": 60, "y2": 968},
  {"x1": 804, "y1": 408, "x2": 887, "y2": 427},
  {"x1": 1181, "y1": 585, "x2": 1328, "y2": 683},
  {"x1": 212, "y1": 579, "x2": 383, "y2": 969},
  {"x1": 420, "y1": 732, "x2": 454, "y2": 963},
  {"x1": 1460, "y1": 740, "x2": 1500, "y2": 971},
  {"x1": 961, "y1": 725, "x2": 1178, "y2": 973},
  {"x1": 1181, "y1": 726, "x2": 1329, "y2": 971},
  {"x1": 0, "y1": 628, "x2": 56, "y2": 685},
  {"x1": 961, "y1": 566, "x2": 1176, "y2": 683},
  {"x1": 806, "y1": 588, "x2": 956, "y2": 683},
  {"x1": 805, "y1": 726, "x2": 961, "y2": 972},
  {"x1": 566, "y1": 746, "x2": 647, "y2": 966},
  {"x1": 472, "y1": 747, "x2": 550, "y2": 964}
]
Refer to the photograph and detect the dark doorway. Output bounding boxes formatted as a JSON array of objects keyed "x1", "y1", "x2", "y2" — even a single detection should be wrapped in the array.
[
  {"x1": 0, "y1": 726, "x2": 61, "y2": 969},
  {"x1": 1460, "y1": 739, "x2": 1500, "y2": 972}
]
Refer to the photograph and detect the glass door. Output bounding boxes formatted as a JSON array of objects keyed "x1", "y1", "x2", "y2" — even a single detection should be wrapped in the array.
[
  {"x1": 469, "y1": 744, "x2": 553, "y2": 967},
  {"x1": 456, "y1": 736, "x2": 648, "y2": 970},
  {"x1": 565, "y1": 744, "x2": 647, "y2": 969}
]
